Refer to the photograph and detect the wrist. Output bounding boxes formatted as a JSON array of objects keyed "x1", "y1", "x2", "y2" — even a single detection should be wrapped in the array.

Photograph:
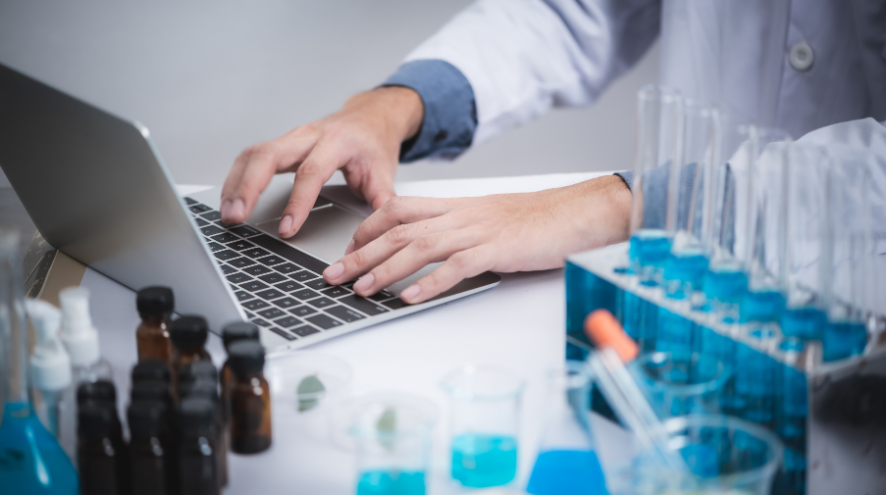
[
  {"x1": 346, "y1": 87, "x2": 423, "y2": 143},
  {"x1": 569, "y1": 175, "x2": 633, "y2": 249}
]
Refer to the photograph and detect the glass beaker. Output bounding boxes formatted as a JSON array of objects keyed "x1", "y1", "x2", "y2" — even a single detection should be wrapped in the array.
[
  {"x1": 526, "y1": 360, "x2": 605, "y2": 495},
  {"x1": 440, "y1": 365, "x2": 524, "y2": 489},
  {"x1": 630, "y1": 351, "x2": 731, "y2": 419},
  {"x1": 0, "y1": 229, "x2": 79, "y2": 494},
  {"x1": 347, "y1": 392, "x2": 437, "y2": 495}
]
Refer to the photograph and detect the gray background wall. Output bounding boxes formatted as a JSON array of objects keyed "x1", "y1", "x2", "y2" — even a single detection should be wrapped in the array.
[{"x1": 0, "y1": 0, "x2": 658, "y2": 187}]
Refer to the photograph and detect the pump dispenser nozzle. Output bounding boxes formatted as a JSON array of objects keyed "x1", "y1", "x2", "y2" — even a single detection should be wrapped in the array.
[
  {"x1": 59, "y1": 286, "x2": 101, "y2": 367},
  {"x1": 26, "y1": 298, "x2": 72, "y2": 393}
]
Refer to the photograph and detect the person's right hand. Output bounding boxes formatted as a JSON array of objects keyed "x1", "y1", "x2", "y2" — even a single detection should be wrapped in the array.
[{"x1": 220, "y1": 86, "x2": 424, "y2": 238}]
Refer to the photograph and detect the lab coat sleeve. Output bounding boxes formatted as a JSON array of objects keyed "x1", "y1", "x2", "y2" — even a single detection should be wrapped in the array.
[{"x1": 403, "y1": 0, "x2": 661, "y2": 148}]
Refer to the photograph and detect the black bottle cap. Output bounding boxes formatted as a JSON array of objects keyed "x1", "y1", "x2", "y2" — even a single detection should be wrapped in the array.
[
  {"x1": 222, "y1": 321, "x2": 260, "y2": 349},
  {"x1": 78, "y1": 401, "x2": 117, "y2": 438},
  {"x1": 179, "y1": 380, "x2": 219, "y2": 402},
  {"x1": 131, "y1": 381, "x2": 171, "y2": 404},
  {"x1": 227, "y1": 341, "x2": 265, "y2": 375},
  {"x1": 128, "y1": 400, "x2": 168, "y2": 437},
  {"x1": 178, "y1": 397, "x2": 216, "y2": 434},
  {"x1": 170, "y1": 315, "x2": 208, "y2": 349},
  {"x1": 179, "y1": 361, "x2": 218, "y2": 386},
  {"x1": 77, "y1": 380, "x2": 117, "y2": 406},
  {"x1": 137, "y1": 286, "x2": 175, "y2": 316},
  {"x1": 131, "y1": 360, "x2": 171, "y2": 384}
]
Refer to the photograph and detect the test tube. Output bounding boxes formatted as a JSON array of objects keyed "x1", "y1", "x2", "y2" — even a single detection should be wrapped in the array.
[
  {"x1": 732, "y1": 327, "x2": 778, "y2": 426},
  {"x1": 781, "y1": 143, "x2": 829, "y2": 340}
]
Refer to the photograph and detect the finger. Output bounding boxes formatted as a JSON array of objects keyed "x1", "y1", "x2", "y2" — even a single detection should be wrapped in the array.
[
  {"x1": 361, "y1": 163, "x2": 397, "y2": 211},
  {"x1": 350, "y1": 229, "x2": 483, "y2": 297},
  {"x1": 350, "y1": 196, "x2": 453, "y2": 251},
  {"x1": 399, "y1": 245, "x2": 495, "y2": 304},
  {"x1": 220, "y1": 132, "x2": 318, "y2": 224},
  {"x1": 278, "y1": 142, "x2": 346, "y2": 237}
]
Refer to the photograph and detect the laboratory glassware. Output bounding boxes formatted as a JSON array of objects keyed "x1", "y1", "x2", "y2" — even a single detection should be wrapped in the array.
[
  {"x1": 0, "y1": 228, "x2": 79, "y2": 494},
  {"x1": 347, "y1": 392, "x2": 437, "y2": 495},
  {"x1": 26, "y1": 299, "x2": 72, "y2": 438},
  {"x1": 128, "y1": 400, "x2": 173, "y2": 495},
  {"x1": 526, "y1": 360, "x2": 605, "y2": 495},
  {"x1": 440, "y1": 364, "x2": 524, "y2": 488},
  {"x1": 169, "y1": 315, "x2": 211, "y2": 401},
  {"x1": 177, "y1": 397, "x2": 221, "y2": 495},
  {"x1": 630, "y1": 350, "x2": 731, "y2": 419},
  {"x1": 78, "y1": 401, "x2": 128, "y2": 495},
  {"x1": 135, "y1": 286, "x2": 174, "y2": 362},
  {"x1": 227, "y1": 340, "x2": 272, "y2": 454}
]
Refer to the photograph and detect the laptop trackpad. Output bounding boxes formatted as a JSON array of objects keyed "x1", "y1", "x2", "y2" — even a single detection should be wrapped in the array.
[{"x1": 255, "y1": 205, "x2": 364, "y2": 263}]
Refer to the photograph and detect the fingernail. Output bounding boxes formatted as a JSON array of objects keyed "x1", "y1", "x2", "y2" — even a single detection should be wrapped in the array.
[
  {"x1": 401, "y1": 284, "x2": 421, "y2": 302},
  {"x1": 220, "y1": 199, "x2": 232, "y2": 218},
  {"x1": 324, "y1": 262, "x2": 344, "y2": 281},
  {"x1": 354, "y1": 273, "x2": 375, "y2": 293},
  {"x1": 279, "y1": 215, "x2": 293, "y2": 235},
  {"x1": 230, "y1": 198, "x2": 245, "y2": 220},
  {"x1": 344, "y1": 240, "x2": 355, "y2": 255}
]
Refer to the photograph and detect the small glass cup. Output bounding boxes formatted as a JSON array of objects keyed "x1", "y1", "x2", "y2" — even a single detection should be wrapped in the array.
[
  {"x1": 346, "y1": 392, "x2": 438, "y2": 495},
  {"x1": 440, "y1": 365, "x2": 524, "y2": 489},
  {"x1": 604, "y1": 414, "x2": 784, "y2": 495},
  {"x1": 630, "y1": 351, "x2": 731, "y2": 419}
]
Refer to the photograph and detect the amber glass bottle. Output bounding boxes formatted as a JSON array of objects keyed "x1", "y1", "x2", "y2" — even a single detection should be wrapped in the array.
[
  {"x1": 227, "y1": 341, "x2": 272, "y2": 454},
  {"x1": 178, "y1": 363, "x2": 227, "y2": 488},
  {"x1": 177, "y1": 397, "x2": 221, "y2": 495},
  {"x1": 169, "y1": 316, "x2": 211, "y2": 402},
  {"x1": 78, "y1": 402, "x2": 128, "y2": 495},
  {"x1": 220, "y1": 322, "x2": 260, "y2": 423},
  {"x1": 128, "y1": 400, "x2": 172, "y2": 495},
  {"x1": 136, "y1": 287, "x2": 174, "y2": 362},
  {"x1": 131, "y1": 359, "x2": 171, "y2": 385}
]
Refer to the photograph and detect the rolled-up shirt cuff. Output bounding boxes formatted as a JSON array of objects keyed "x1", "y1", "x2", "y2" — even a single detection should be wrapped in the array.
[
  {"x1": 382, "y1": 59, "x2": 477, "y2": 162},
  {"x1": 614, "y1": 170, "x2": 634, "y2": 190}
]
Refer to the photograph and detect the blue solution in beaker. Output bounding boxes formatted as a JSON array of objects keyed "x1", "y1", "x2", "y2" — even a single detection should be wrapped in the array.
[
  {"x1": 357, "y1": 469, "x2": 426, "y2": 495},
  {"x1": 741, "y1": 289, "x2": 786, "y2": 324},
  {"x1": 781, "y1": 307, "x2": 827, "y2": 340},
  {"x1": 0, "y1": 402, "x2": 79, "y2": 494},
  {"x1": 451, "y1": 433, "x2": 518, "y2": 488},
  {"x1": 702, "y1": 265, "x2": 748, "y2": 323},
  {"x1": 526, "y1": 449, "x2": 607, "y2": 495},
  {"x1": 734, "y1": 335, "x2": 776, "y2": 425},
  {"x1": 822, "y1": 320, "x2": 868, "y2": 362}
]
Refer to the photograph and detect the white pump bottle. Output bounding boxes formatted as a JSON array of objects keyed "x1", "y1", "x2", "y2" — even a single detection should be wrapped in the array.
[{"x1": 25, "y1": 298, "x2": 71, "y2": 437}]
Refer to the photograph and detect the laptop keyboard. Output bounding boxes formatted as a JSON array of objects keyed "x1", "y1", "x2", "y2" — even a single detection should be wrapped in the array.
[{"x1": 184, "y1": 197, "x2": 406, "y2": 342}]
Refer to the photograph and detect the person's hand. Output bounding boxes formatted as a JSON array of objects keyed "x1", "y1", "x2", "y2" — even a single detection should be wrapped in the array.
[
  {"x1": 220, "y1": 86, "x2": 423, "y2": 237},
  {"x1": 322, "y1": 175, "x2": 633, "y2": 304}
]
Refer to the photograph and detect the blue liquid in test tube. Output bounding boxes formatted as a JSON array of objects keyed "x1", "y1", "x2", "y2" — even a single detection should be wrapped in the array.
[
  {"x1": 629, "y1": 230, "x2": 672, "y2": 284},
  {"x1": 526, "y1": 450, "x2": 607, "y2": 495},
  {"x1": 822, "y1": 320, "x2": 868, "y2": 362},
  {"x1": 656, "y1": 308, "x2": 695, "y2": 354},
  {"x1": 776, "y1": 339, "x2": 807, "y2": 445},
  {"x1": 698, "y1": 327, "x2": 738, "y2": 412},
  {"x1": 781, "y1": 307, "x2": 827, "y2": 340},
  {"x1": 702, "y1": 264, "x2": 748, "y2": 323},
  {"x1": 451, "y1": 433, "x2": 518, "y2": 488},
  {"x1": 357, "y1": 470, "x2": 426, "y2": 495},
  {"x1": 622, "y1": 292, "x2": 658, "y2": 353},
  {"x1": 734, "y1": 331, "x2": 777, "y2": 425},
  {"x1": 741, "y1": 289, "x2": 786, "y2": 324}
]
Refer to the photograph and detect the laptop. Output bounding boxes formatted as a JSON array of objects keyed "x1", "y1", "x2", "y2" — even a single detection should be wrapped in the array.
[{"x1": 0, "y1": 63, "x2": 500, "y2": 350}]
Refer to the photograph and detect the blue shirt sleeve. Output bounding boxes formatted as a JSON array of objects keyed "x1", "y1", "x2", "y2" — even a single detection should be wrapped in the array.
[{"x1": 382, "y1": 59, "x2": 477, "y2": 162}]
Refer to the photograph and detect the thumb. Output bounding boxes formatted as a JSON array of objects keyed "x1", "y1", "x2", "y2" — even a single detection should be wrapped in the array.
[{"x1": 347, "y1": 164, "x2": 396, "y2": 211}]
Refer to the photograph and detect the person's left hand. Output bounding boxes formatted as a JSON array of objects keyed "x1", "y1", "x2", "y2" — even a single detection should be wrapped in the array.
[{"x1": 321, "y1": 175, "x2": 633, "y2": 304}]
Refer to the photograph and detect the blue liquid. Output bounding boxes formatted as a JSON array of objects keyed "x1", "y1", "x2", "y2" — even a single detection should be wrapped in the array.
[
  {"x1": 774, "y1": 448, "x2": 807, "y2": 495},
  {"x1": 734, "y1": 343, "x2": 776, "y2": 425},
  {"x1": 702, "y1": 266, "x2": 748, "y2": 323},
  {"x1": 629, "y1": 231, "x2": 672, "y2": 268},
  {"x1": 656, "y1": 308, "x2": 695, "y2": 354},
  {"x1": 663, "y1": 250, "x2": 709, "y2": 296},
  {"x1": 622, "y1": 292, "x2": 658, "y2": 352},
  {"x1": 781, "y1": 307, "x2": 826, "y2": 340},
  {"x1": 822, "y1": 320, "x2": 867, "y2": 362},
  {"x1": 777, "y1": 363, "x2": 807, "y2": 443},
  {"x1": 0, "y1": 402, "x2": 79, "y2": 494},
  {"x1": 698, "y1": 327, "x2": 739, "y2": 412},
  {"x1": 451, "y1": 434, "x2": 518, "y2": 488},
  {"x1": 357, "y1": 470, "x2": 425, "y2": 495},
  {"x1": 741, "y1": 290, "x2": 786, "y2": 323},
  {"x1": 526, "y1": 450, "x2": 607, "y2": 495}
]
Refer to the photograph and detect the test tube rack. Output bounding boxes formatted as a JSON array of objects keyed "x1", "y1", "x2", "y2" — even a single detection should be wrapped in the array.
[{"x1": 565, "y1": 243, "x2": 886, "y2": 495}]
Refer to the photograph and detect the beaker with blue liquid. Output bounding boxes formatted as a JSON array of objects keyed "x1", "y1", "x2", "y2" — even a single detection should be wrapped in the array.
[{"x1": 0, "y1": 229, "x2": 79, "y2": 494}]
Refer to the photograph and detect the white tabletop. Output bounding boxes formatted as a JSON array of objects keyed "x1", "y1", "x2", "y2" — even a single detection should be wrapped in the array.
[{"x1": 84, "y1": 172, "x2": 629, "y2": 494}]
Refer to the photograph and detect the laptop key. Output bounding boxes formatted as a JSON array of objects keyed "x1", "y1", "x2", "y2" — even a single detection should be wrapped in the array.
[
  {"x1": 242, "y1": 264, "x2": 273, "y2": 276},
  {"x1": 290, "y1": 270, "x2": 317, "y2": 282},
  {"x1": 273, "y1": 263, "x2": 300, "y2": 274},
  {"x1": 190, "y1": 204, "x2": 212, "y2": 213},
  {"x1": 307, "y1": 297, "x2": 336, "y2": 309},
  {"x1": 226, "y1": 240, "x2": 255, "y2": 251},
  {"x1": 228, "y1": 257, "x2": 257, "y2": 269},
  {"x1": 201, "y1": 225, "x2": 225, "y2": 237},
  {"x1": 214, "y1": 250, "x2": 240, "y2": 261},
  {"x1": 211, "y1": 233, "x2": 240, "y2": 244},
  {"x1": 234, "y1": 290, "x2": 254, "y2": 302},
  {"x1": 291, "y1": 325, "x2": 319, "y2": 337},
  {"x1": 257, "y1": 255, "x2": 285, "y2": 266},
  {"x1": 201, "y1": 211, "x2": 222, "y2": 221},
  {"x1": 292, "y1": 288, "x2": 320, "y2": 301},
  {"x1": 208, "y1": 242, "x2": 226, "y2": 252},
  {"x1": 382, "y1": 298, "x2": 408, "y2": 310},
  {"x1": 244, "y1": 310, "x2": 255, "y2": 319},
  {"x1": 240, "y1": 281, "x2": 270, "y2": 292},
  {"x1": 271, "y1": 297, "x2": 300, "y2": 309},
  {"x1": 304, "y1": 279, "x2": 331, "y2": 290},
  {"x1": 273, "y1": 316, "x2": 302, "y2": 328},
  {"x1": 268, "y1": 327, "x2": 296, "y2": 341},
  {"x1": 242, "y1": 299, "x2": 270, "y2": 311},
  {"x1": 274, "y1": 280, "x2": 303, "y2": 292},
  {"x1": 220, "y1": 264, "x2": 238, "y2": 275},
  {"x1": 306, "y1": 314, "x2": 343, "y2": 330},
  {"x1": 251, "y1": 317, "x2": 272, "y2": 328},
  {"x1": 249, "y1": 234, "x2": 329, "y2": 274},
  {"x1": 185, "y1": 197, "x2": 198, "y2": 205},
  {"x1": 196, "y1": 218, "x2": 209, "y2": 227},
  {"x1": 369, "y1": 290, "x2": 394, "y2": 302},
  {"x1": 290, "y1": 305, "x2": 317, "y2": 317},
  {"x1": 325, "y1": 306, "x2": 365, "y2": 323},
  {"x1": 340, "y1": 295, "x2": 388, "y2": 316},
  {"x1": 321, "y1": 286, "x2": 352, "y2": 298},
  {"x1": 242, "y1": 248, "x2": 271, "y2": 259},
  {"x1": 256, "y1": 289, "x2": 285, "y2": 300},
  {"x1": 257, "y1": 307, "x2": 286, "y2": 320},
  {"x1": 258, "y1": 273, "x2": 288, "y2": 284},
  {"x1": 228, "y1": 224, "x2": 262, "y2": 237}
]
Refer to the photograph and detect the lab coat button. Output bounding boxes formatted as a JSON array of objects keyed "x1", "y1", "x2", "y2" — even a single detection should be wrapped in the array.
[{"x1": 789, "y1": 42, "x2": 814, "y2": 72}]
